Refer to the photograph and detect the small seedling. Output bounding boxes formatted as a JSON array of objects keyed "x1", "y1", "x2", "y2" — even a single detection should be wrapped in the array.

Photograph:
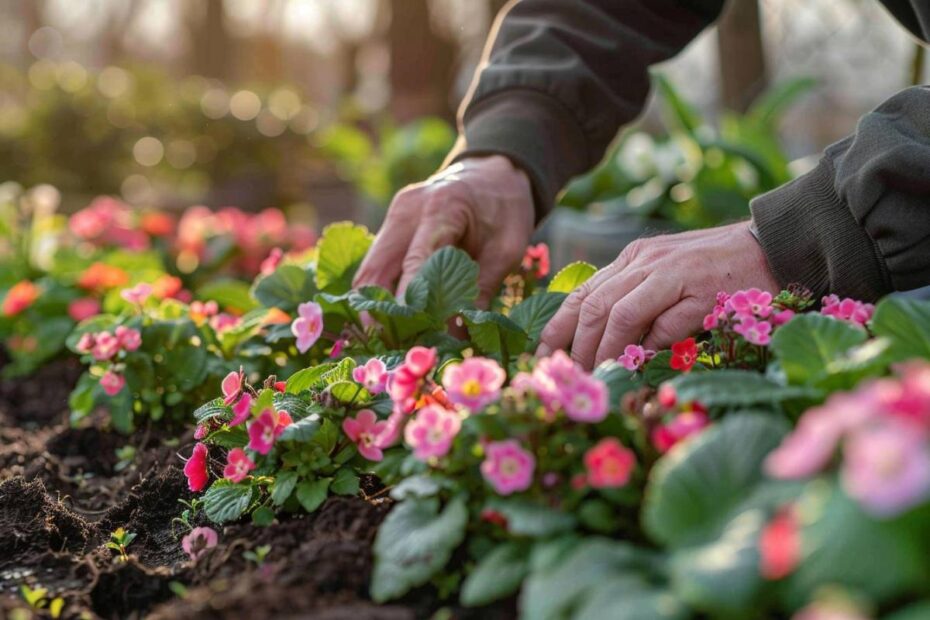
[
  {"x1": 171, "y1": 498, "x2": 203, "y2": 538},
  {"x1": 243, "y1": 544, "x2": 272, "y2": 567},
  {"x1": 106, "y1": 527, "x2": 137, "y2": 562},
  {"x1": 114, "y1": 445, "x2": 136, "y2": 472},
  {"x1": 19, "y1": 585, "x2": 65, "y2": 618}
]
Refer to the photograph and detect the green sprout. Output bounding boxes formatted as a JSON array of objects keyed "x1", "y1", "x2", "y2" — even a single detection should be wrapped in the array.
[
  {"x1": 19, "y1": 585, "x2": 65, "y2": 618},
  {"x1": 243, "y1": 544, "x2": 272, "y2": 567},
  {"x1": 106, "y1": 527, "x2": 137, "y2": 562}
]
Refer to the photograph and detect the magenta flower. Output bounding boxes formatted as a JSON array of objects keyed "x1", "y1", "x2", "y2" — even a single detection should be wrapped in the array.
[
  {"x1": 68, "y1": 297, "x2": 101, "y2": 322},
  {"x1": 343, "y1": 409, "x2": 388, "y2": 461},
  {"x1": 726, "y1": 288, "x2": 773, "y2": 319},
  {"x1": 531, "y1": 350, "x2": 585, "y2": 412},
  {"x1": 733, "y1": 316, "x2": 773, "y2": 346},
  {"x1": 388, "y1": 365, "x2": 421, "y2": 414},
  {"x1": 617, "y1": 344, "x2": 655, "y2": 372},
  {"x1": 651, "y1": 410, "x2": 710, "y2": 454},
  {"x1": 841, "y1": 421, "x2": 930, "y2": 517},
  {"x1": 291, "y1": 301, "x2": 323, "y2": 353},
  {"x1": 100, "y1": 370, "x2": 126, "y2": 396},
  {"x1": 247, "y1": 409, "x2": 292, "y2": 454},
  {"x1": 329, "y1": 338, "x2": 347, "y2": 358},
  {"x1": 223, "y1": 448, "x2": 256, "y2": 483},
  {"x1": 92, "y1": 331, "x2": 120, "y2": 361},
  {"x1": 221, "y1": 369, "x2": 244, "y2": 406},
  {"x1": 181, "y1": 526, "x2": 218, "y2": 562},
  {"x1": 260, "y1": 247, "x2": 283, "y2": 275},
  {"x1": 772, "y1": 309, "x2": 795, "y2": 326},
  {"x1": 821, "y1": 294, "x2": 874, "y2": 327},
  {"x1": 880, "y1": 363, "x2": 930, "y2": 428},
  {"x1": 120, "y1": 283, "x2": 153, "y2": 306},
  {"x1": 229, "y1": 392, "x2": 253, "y2": 427},
  {"x1": 374, "y1": 406, "x2": 407, "y2": 449},
  {"x1": 404, "y1": 404, "x2": 462, "y2": 461},
  {"x1": 193, "y1": 424, "x2": 208, "y2": 440},
  {"x1": 210, "y1": 313, "x2": 240, "y2": 333},
  {"x1": 563, "y1": 376, "x2": 609, "y2": 423},
  {"x1": 584, "y1": 438, "x2": 636, "y2": 488},
  {"x1": 352, "y1": 358, "x2": 388, "y2": 395},
  {"x1": 76, "y1": 332, "x2": 96, "y2": 354},
  {"x1": 405, "y1": 346, "x2": 438, "y2": 379},
  {"x1": 114, "y1": 326, "x2": 142, "y2": 352},
  {"x1": 183, "y1": 443, "x2": 209, "y2": 492},
  {"x1": 442, "y1": 357, "x2": 506, "y2": 412},
  {"x1": 481, "y1": 439, "x2": 535, "y2": 495}
]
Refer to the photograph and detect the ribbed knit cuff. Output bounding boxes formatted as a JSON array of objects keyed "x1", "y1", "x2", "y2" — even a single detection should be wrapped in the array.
[
  {"x1": 750, "y1": 159, "x2": 891, "y2": 301},
  {"x1": 445, "y1": 89, "x2": 589, "y2": 223}
]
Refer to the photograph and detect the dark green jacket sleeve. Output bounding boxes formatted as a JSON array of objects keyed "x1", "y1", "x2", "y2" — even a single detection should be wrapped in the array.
[{"x1": 450, "y1": 0, "x2": 724, "y2": 216}]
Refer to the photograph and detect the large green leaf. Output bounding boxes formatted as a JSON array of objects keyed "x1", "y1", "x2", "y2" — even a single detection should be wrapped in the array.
[
  {"x1": 510, "y1": 292, "x2": 567, "y2": 348},
  {"x1": 484, "y1": 497, "x2": 576, "y2": 538},
  {"x1": 547, "y1": 261, "x2": 596, "y2": 294},
  {"x1": 270, "y1": 471, "x2": 299, "y2": 506},
  {"x1": 460, "y1": 541, "x2": 531, "y2": 607},
  {"x1": 295, "y1": 478, "x2": 331, "y2": 512},
  {"x1": 871, "y1": 297, "x2": 930, "y2": 362},
  {"x1": 251, "y1": 264, "x2": 316, "y2": 312},
  {"x1": 668, "y1": 370, "x2": 820, "y2": 409},
  {"x1": 371, "y1": 496, "x2": 468, "y2": 602},
  {"x1": 285, "y1": 363, "x2": 335, "y2": 394},
  {"x1": 204, "y1": 481, "x2": 253, "y2": 523},
  {"x1": 196, "y1": 279, "x2": 258, "y2": 313},
  {"x1": 348, "y1": 286, "x2": 432, "y2": 341},
  {"x1": 770, "y1": 313, "x2": 868, "y2": 386},
  {"x1": 403, "y1": 247, "x2": 479, "y2": 322},
  {"x1": 461, "y1": 309, "x2": 528, "y2": 360},
  {"x1": 315, "y1": 222, "x2": 372, "y2": 293},
  {"x1": 277, "y1": 412, "x2": 322, "y2": 442}
]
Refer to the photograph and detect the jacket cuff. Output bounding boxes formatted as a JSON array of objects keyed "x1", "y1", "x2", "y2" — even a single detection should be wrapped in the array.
[
  {"x1": 749, "y1": 159, "x2": 892, "y2": 301},
  {"x1": 446, "y1": 89, "x2": 589, "y2": 222}
]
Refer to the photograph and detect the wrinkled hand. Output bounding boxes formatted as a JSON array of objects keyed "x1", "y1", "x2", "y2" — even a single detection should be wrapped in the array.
[
  {"x1": 537, "y1": 222, "x2": 780, "y2": 369},
  {"x1": 353, "y1": 155, "x2": 535, "y2": 306}
]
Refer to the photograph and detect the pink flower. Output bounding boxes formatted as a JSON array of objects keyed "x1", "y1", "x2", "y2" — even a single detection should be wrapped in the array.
[
  {"x1": 68, "y1": 298, "x2": 101, "y2": 322},
  {"x1": 792, "y1": 603, "x2": 871, "y2": 620},
  {"x1": 821, "y1": 294, "x2": 874, "y2": 327},
  {"x1": 521, "y1": 243, "x2": 550, "y2": 278},
  {"x1": 651, "y1": 410, "x2": 710, "y2": 454},
  {"x1": 194, "y1": 424, "x2": 209, "y2": 440},
  {"x1": 733, "y1": 316, "x2": 773, "y2": 346},
  {"x1": 442, "y1": 357, "x2": 506, "y2": 412},
  {"x1": 210, "y1": 313, "x2": 240, "y2": 333},
  {"x1": 759, "y1": 506, "x2": 800, "y2": 580},
  {"x1": 388, "y1": 365, "x2": 421, "y2": 414},
  {"x1": 352, "y1": 358, "x2": 388, "y2": 395},
  {"x1": 584, "y1": 438, "x2": 636, "y2": 488},
  {"x1": 773, "y1": 309, "x2": 796, "y2": 326},
  {"x1": 374, "y1": 406, "x2": 407, "y2": 449},
  {"x1": 120, "y1": 283, "x2": 152, "y2": 306},
  {"x1": 343, "y1": 409, "x2": 388, "y2": 461},
  {"x1": 291, "y1": 301, "x2": 323, "y2": 353},
  {"x1": 100, "y1": 370, "x2": 125, "y2": 396},
  {"x1": 841, "y1": 421, "x2": 930, "y2": 517},
  {"x1": 404, "y1": 404, "x2": 461, "y2": 461},
  {"x1": 190, "y1": 300, "x2": 219, "y2": 325},
  {"x1": 530, "y1": 350, "x2": 588, "y2": 413},
  {"x1": 221, "y1": 369, "x2": 244, "y2": 406},
  {"x1": 481, "y1": 439, "x2": 535, "y2": 495},
  {"x1": 260, "y1": 247, "x2": 284, "y2": 275},
  {"x1": 223, "y1": 448, "x2": 256, "y2": 483},
  {"x1": 181, "y1": 526, "x2": 218, "y2": 562},
  {"x1": 76, "y1": 332, "x2": 96, "y2": 354},
  {"x1": 617, "y1": 344, "x2": 655, "y2": 372},
  {"x1": 702, "y1": 304, "x2": 727, "y2": 331},
  {"x1": 247, "y1": 409, "x2": 291, "y2": 454},
  {"x1": 92, "y1": 331, "x2": 120, "y2": 361},
  {"x1": 115, "y1": 326, "x2": 142, "y2": 351},
  {"x1": 329, "y1": 338, "x2": 347, "y2": 358},
  {"x1": 405, "y1": 346, "x2": 438, "y2": 379},
  {"x1": 880, "y1": 363, "x2": 930, "y2": 428},
  {"x1": 183, "y1": 443, "x2": 209, "y2": 492},
  {"x1": 229, "y1": 392, "x2": 253, "y2": 427},
  {"x1": 657, "y1": 383, "x2": 677, "y2": 409},
  {"x1": 563, "y1": 376, "x2": 609, "y2": 423},
  {"x1": 726, "y1": 288, "x2": 773, "y2": 319}
]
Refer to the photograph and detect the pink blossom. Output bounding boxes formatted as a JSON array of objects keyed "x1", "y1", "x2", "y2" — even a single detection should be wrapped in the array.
[
  {"x1": 878, "y1": 363, "x2": 930, "y2": 428},
  {"x1": 733, "y1": 316, "x2": 773, "y2": 346},
  {"x1": 291, "y1": 301, "x2": 323, "y2": 353},
  {"x1": 374, "y1": 406, "x2": 407, "y2": 449},
  {"x1": 387, "y1": 365, "x2": 421, "y2": 414},
  {"x1": 617, "y1": 344, "x2": 655, "y2": 372},
  {"x1": 702, "y1": 306, "x2": 724, "y2": 331},
  {"x1": 181, "y1": 526, "x2": 218, "y2": 562},
  {"x1": 210, "y1": 313, "x2": 240, "y2": 333},
  {"x1": 651, "y1": 410, "x2": 710, "y2": 454},
  {"x1": 352, "y1": 358, "x2": 388, "y2": 395},
  {"x1": 221, "y1": 369, "x2": 244, "y2": 406},
  {"x1": 481, "y1": 439, "x2": 535, "y2": 495},
  {"x1": 442, "y1": 357, "x2": 506, "y2": 411},
  {"x1": 329, "y1": 338, "x2": 347, "y2": 358},
  {"x1": 229, "y1": 392, "x2": 253, "y2": 427},
  {"x1": 247, "y1": 408, "x2": 291, "y2": 454},
  {"x1": 821, "y1": 294, "x2": 874, "y2": 327},
  {"x1": 194, "y1": 424, "x2": 209, "y2": 440},
  {"x1": 223, "y1": 448, "x2": 256, "y2": 483},
  {"x1": 405, "y1": 346, "x2": 438, "y2": 379},
  {"x1": 343, "y1": 409, "x2": 388, "y2": 461},
  {"x1": 841, "y1": 421, "x2": 930, "y2": 517},
  {"x1": 521, "y1": 243, "x2": 550, "y2": 278},
  {"x1": 773, "y1": 309, "x2": 796, "y2": 326},
  {"x1": 531, "y1": 350, "x2": 586, "y2": 412},
  {"x1": 563, "y1": 376, "x2": 609, "y2": 423},
  {"x1": 726, "y1": 288, "x2": 773, "y2": 319},
  {"x1": 100, "y1": 370, "x2": 125, "y2": 396},
  {"x1": 120, "y1": 283, "x2": 152, "y2": 306},
  {"x1": 260, "y1": 247, "x2": 284, "y2": 275},
  {"x1": 76, "y1": 332, "x2": 96, "y2": 354},
  {"x1": 115, "y1": 325, "x2": 142, "y2": 351},
  {"x1": 759, "y1": 506, "x2": 800, "y2": 580},
  {"x1": 792, "y1": 603, "x2": 871, "y2": 620},
  {"x1": 584, "y1": 438, "x2": 636, "y2": 488},
  {"x1": 68, "y1": 298, "x2": 101, "y2": 322},
  {"x1": 404, "y1": 404, "x2": 461, "y2": 460},
  {"x1": 657, "y1": 383, "x2": 677, "y2": 408},
  {"x1": 92, "y1": 331, "x2": 120, "y2": 361},
  {"x1": 183, "y1": 443, "x2": 209, "y2": 492}
]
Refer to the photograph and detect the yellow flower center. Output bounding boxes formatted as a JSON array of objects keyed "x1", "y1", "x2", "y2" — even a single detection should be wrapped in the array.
[{"x1": 462, "y1": 379, "x2": 483, "y2": 397}]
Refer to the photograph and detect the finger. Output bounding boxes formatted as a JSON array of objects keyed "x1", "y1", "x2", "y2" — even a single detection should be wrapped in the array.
[
  {"x1": 354, "y1": 199, "x2": 419, "y2": 290},
  {"x1": 641, "y1": 296, "x2": 706, "y2": 351},
  {"x1": 396, "y1": 202, "x2": 468, "y2": 297},
  {"x1": 569, "y1": 269, "x2": 647, "y2": 369},
  {"x1": 593, "y1": 276, "x2": 681, "y2": 366}
]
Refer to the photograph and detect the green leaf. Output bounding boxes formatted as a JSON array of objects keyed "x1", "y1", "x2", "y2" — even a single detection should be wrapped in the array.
[
  {"x1": 655, "y1": 72, "x2": 703, "y2": 135},
  {"x1": 485, "y1": 497, "x2": 576, "y2": 538},
  {"x1": 196, "y1": 279, "x2": 258, "y2": 313},
  {"x1": 884, "y1": 602, "x2": 930, "y2": 620},
  {"x1": 277, "y1": 412, "x2": 321, "y2": 442},
  {"x1": 371, "y1": 496, "x2": 469, "y2": 602},
  {"x1": 330, "y1": 380, "x2": 367, "y2": 404},
  {"x1": 510, "y1": 292, "x2": 567, "y2": 349},
  {"x1": 295, "y1": 478, "x2": 332, "y2": 513},
  {"x1": 331, "y1": 468, "x2": 360, "y2": 496},
  {"x1": 251, "y1": 265, "x2": 316, "y2": 312},
  {"x1": 871, "y1": 297, "x2": 930, "y2": 362},
  {"x1": 593, "y1": 361, "x2": 641, "y2": 407},
  {"x1": 270, "y1": 471, "x2": 299, "y2": 506},
  {"x1": 315, "y1": 222, "x2": 372, "y2": 293},
  {"x1": 460, "y1": 541, "x2": 530, "y2": 607},
  {"x1": 547, "y1": 261, "x2": 596, "y2": 294},
  {"x1": 285, "y1": 363, "x2": 335, "y2": 394},
  {"x1": 642, "y1": 350, "x2": 681, "y2": 387},
  {"x1": 193, "y1": 398, "x2": 229, "y2": 423},
  {"x1": 668, "y1": 370, "x2": 820, "y2": 409},
  {"x1": 575, "y1": 581, "x2": 686, "y2": 620},
  {"x1": 389, "y1": 474, "x2": 442, "y2": 500},
  {"x1": 461, "y1": 309, "x2": 528, "y2": 358},
  {"x1": 403, "y1": 247, "x2": 479, "y2": 321},
  {"x1": 770, "y1": 313, "x2": 868, "y2": 386},
  {"x1": 273, "y1": 392, "x2": 321, "y2": 422},
  {"x1": 204, "y1": 481, "x2": 253, "y2": 523},
  {"x1": 252, "y1": 506, "x2": 275, "y2": 526}
]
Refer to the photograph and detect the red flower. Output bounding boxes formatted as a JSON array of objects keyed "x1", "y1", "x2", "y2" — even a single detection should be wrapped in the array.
[
  {"x1": 2, "y1": 281, "x2": 39, "y2": 317},
  {"x1": 521, "y1": 243, "x2": 550, "y2": 278},
  {"x1": 183, "y1": 443, "x2": 209, "y2": 492},
  {"x1": 759, "y1": 506, "x2": 801, "y2": 580},
  {"x1": 670, "y1": 337, "x2": 698, "y2": 373}
]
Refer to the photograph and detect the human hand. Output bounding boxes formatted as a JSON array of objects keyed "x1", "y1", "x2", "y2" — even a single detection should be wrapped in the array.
[
  {"x1": 537, "y1": 221, "x2": 780, "y2": 368},
  {"x1": 353, "y1": 155, "x2": 535, "y2": 306}
]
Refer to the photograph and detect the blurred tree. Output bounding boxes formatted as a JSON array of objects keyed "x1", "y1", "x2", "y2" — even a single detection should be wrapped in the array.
[
  {"x1": 717, "y1": 0, "x2": 768, "y2": 113},
  {"x1": 185, "y1": 0, "x2": 232, "y2": 79}
]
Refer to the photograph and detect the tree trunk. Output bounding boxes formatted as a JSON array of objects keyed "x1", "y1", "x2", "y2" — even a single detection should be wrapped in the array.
[
  {"x1": 716, "y1": 0, "x2": 768, "y2": 113},
  {"x1": 189, "y1": 0, "x2": 232, "y2": 80}
]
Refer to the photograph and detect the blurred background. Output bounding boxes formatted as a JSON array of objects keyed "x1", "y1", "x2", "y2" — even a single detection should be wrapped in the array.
[{"x1": 0, "y1": 0, "x2": 925, "y2": 265}]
